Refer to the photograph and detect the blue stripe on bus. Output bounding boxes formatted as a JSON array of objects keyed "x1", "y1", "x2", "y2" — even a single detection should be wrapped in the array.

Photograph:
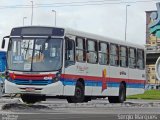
[
  {"x1": 107, "y1": 82, "x2": 144, "y2": 88},
  {"x1": 127, "y1": 83, "x2": 144, "y2": 88},
  {"x1": 10, "y1": 78, "x2": 144, "y2": 88},
  {"x1": 61, "y1": 79, "x2": 144, "y2": 88}
]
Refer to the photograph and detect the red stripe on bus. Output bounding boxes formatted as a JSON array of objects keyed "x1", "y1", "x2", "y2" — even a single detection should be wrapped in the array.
[
  {"x1": 9, "y1": 73, "x2": 145, "y2": 84},
  {"x1": 61, "y1": 74, "x2": 145, "y2": 84},
  {"x1": 9, "y1": 73, "x2": 56, "y2": 80},
  {"x1": 61, "y1": 74, "x2": 102, "y2": 81}
]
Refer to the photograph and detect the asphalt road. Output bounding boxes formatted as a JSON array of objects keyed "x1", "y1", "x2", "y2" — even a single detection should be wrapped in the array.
[
  {"x1": 0, "y1": 114, "x2": 118, "y2": 120},
  {"x1": 0, "y1": 98, "x2": 160, "y2": 120}
]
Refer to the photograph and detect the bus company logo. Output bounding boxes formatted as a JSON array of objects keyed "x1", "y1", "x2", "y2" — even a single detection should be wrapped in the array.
[
  {"x1": 44, "y1": 76, "x2": 52, "y2": 80},
  {"x1": 76, "y1": 65, "x2": 88, "y2": 71}
]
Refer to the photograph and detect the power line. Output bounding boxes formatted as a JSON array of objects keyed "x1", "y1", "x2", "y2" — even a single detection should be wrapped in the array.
[
  {"x1": 35, "y1": 0, "x2": 160, "y2": 8},
  {"x1": 36, "y1": 0, "x2": 120, "y2": 6},
  {"x1": 0, "y1": 0, "x2": 159, "y2": 9},
  {"x1": 0, "y1": 0, "x2": 118, "y2": 9},
  {"x1": 0, "y1": 0, "x2": 120, "y2": 8}
]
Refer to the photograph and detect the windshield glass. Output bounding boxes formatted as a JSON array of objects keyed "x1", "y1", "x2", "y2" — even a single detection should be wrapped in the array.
[{"x1": 8, "y1": 38, "x2": 63, "y2": 72}]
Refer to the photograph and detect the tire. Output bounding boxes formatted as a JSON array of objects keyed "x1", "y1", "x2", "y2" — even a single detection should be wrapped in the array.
[
  {"x1": 0, "y1": 83, "x2": 2, "y2": 96},
  {"x1": 108, "y1": 96, "x2": 119, "y2": 103},
  {"x1": 84, "y1": 97, "x2": 91, "y2": 102},
  {"x1": 119, "y1": 83, "x2": 126, "y2": 103},
  {"x1": 67, "y1": 81, "x2": 85, "y2": 103},
  {"x1": 108, "y1": 83, "x2": 126, "y2": 103},
  {"x1": 21, "y1": 94, "x2": 44, "y2": 104}
]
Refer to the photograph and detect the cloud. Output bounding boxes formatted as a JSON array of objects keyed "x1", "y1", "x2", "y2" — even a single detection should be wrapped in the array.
[{"x1": 0, "y1": 0, "x2": 158, "y2": 50}]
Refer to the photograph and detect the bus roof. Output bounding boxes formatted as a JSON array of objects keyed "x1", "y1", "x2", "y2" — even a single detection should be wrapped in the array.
[
  {"x1": 65, "y1": 28, "x2": 145, "y2": 49},
  {"x1": 11, "y1": 26, "x2": 145, "y2": 49}
]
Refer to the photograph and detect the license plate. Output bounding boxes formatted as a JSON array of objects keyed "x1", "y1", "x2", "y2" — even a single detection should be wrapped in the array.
[{"x1": 25, "y1": 87, "x2": 35, "y2": 92}]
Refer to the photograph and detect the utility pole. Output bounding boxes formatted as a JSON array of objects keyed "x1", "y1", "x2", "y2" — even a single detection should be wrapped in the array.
[
  {"x1": 125, "y1": 5, "x2": 130, "y2": 42},
  {"x1": 52, "y1": 10, "x2": 56, "y2": 26},
  {"x1": 31, "y1": 1, "x2": 33, "y2": 25},
  {"x1": 23, "y1": 17, "x2": 27, "y2": 26}
]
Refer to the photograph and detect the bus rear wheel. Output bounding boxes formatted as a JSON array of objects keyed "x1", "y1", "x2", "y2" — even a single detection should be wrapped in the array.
[
  {"x1": 67, "y1": 81, "x2": 85, "y2": 103},
  {"x1": 108, "y1": 83, "x2": 126, "y2": 103}
]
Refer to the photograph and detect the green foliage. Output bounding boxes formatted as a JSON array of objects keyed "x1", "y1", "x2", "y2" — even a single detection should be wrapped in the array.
[{"x1": 127, "y1": 90, "x2": 160, "y2": 100}]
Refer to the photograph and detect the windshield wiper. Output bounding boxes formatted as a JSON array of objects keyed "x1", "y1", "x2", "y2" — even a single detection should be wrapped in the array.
[{"x1": 40, "y1": 36, "x2": 51, "y2": 53}]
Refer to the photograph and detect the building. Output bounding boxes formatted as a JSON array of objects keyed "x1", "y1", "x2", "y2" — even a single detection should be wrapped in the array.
[{"x1": 146, "y1": 5, "x2": 160, "y2": 88}]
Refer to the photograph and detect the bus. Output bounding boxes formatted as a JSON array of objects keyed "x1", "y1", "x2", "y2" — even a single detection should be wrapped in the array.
[{"x1": 1, "y1": 26, "x2": 146, "y2": 104}]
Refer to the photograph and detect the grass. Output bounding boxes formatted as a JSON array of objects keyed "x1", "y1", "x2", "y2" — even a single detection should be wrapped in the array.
[{"x1": 127, "y1": 90, "x2": 160, "y2": 100}]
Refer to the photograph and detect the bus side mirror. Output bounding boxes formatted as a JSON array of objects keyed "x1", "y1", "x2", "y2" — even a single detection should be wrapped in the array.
[
  {"x1": 1, "y1": 36, "x2": 10, "y2": 49},
  {"x1": 1, "y1": 39, "x2": 5, "y2": 49}
]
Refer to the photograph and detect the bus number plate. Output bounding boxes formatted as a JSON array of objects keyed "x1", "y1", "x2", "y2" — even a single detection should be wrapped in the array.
[{"x1": 25, "y1": 87, "x2": 35, "y2": 92}]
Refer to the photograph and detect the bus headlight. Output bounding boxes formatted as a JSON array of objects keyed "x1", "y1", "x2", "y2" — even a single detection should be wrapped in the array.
[
  {"x1": 52, "y1": 72, "x2": 61, "y2": 82},
  {"x1": 56, "y1": 72, "x2": 61, "y2": 78},
  {"x1": 53, "y1": 77, "x2": 59, "y2": 82},
  {"x1": 5, "y1": 71, "x2": 9, "y2": 80}
]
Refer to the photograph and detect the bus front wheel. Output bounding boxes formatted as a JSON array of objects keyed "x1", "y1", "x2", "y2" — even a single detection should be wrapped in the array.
[
  {"x1": 108, "y1": 83, "x2": 126, "y2": 103},
  {"x1": 20, "y1": 94, "x2": 45, "y2": 104},
  {"x1": 66, "y1": 81, "x2": 85, "y2": 103}
]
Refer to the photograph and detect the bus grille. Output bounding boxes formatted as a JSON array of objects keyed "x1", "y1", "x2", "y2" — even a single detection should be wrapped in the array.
[{"x1": 12, "y1": 79, "x2": 53, "y2": 85}]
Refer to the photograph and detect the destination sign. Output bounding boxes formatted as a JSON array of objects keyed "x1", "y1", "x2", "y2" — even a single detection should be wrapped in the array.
[{"x1": 11, "y1": 26, "x2": 64, "y2": 36}]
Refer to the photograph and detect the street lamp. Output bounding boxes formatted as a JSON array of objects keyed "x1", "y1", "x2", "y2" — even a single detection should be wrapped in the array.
[
  {"x1": 52, "y1": 10, "x2": 56, "y2": 26},
  {"x1": 23, "y1": 17, "x2": 27, "y2": 26},
  {"x1": 125, "y1": 5, "x2": 130, "y2": 42},
  {"x1": 31, "y1": 1, "x2": 33, "y2": 25}
]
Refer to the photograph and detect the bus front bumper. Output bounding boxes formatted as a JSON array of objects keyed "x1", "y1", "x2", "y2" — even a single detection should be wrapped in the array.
[{"x1": 5, "y1": 80, "x2": 64, "y2": 95}]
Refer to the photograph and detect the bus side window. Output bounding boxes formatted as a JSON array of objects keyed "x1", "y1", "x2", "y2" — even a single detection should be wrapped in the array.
[
  {"x1": 99, "y1": 42, "x2": 109, "y2": 65},
  {"x1": 76, "y1": 37, "x2": 86, "y2": 62},
  {"x1": 120, "y1": 46, "x2": 128, "y2": 67},
  {"x1": 86, "y1": 39, "x2": 98, "y2": 64},
  {"x1": 137, "y1": 49, "x2": 144, "y2": 69},
  {"x1": 110, "y1": 44, "x2": 119, "y2": 66},
  {"x1": 128, "y1": 48, "x2": 136, "y2": 68},
  {"x1": 65, "y1": 38, "x2": 75, "y2": 66}
]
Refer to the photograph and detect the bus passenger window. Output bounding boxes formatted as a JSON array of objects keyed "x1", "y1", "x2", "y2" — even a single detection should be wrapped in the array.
[
  {"x1": 76, "y1": 37, "x2": 85, "y2": 62},
  {"x1": 65, "y1": 38, "x2": 75, "y2": 63},
  {"x1": 129, "y1": 48, "x2": 136, "y2": 68},
  {"x1": 137, "y1": 49, "x2": 144, "y2": 69},
  {"x1": 99, "y1": 42, "x2": 109, "y2": 65},
  {"x1": 120, "y1": 46, "x2": 128, "y2": 67},
  {"x1": 87, "y1": 39, "x2": 98, "y2": 64},
  {"x1": 110, "y1": 44, "x2": 119, "y2": 66}
]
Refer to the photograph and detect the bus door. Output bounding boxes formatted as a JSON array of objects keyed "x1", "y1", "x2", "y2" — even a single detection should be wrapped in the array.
[
  {"x1": 74, "y1": 37, "x2": 90, "y2": 95},
  {"x1": 63, "y1": 37, "x2": 77, "y2": 96}
]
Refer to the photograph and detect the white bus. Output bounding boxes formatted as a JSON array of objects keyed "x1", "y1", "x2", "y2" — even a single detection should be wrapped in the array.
[{"x1": 2, "y1": 26, "x2": 146, "y2": 104}]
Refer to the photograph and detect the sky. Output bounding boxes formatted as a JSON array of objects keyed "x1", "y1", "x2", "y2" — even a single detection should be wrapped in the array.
[{"x1": 0, "y1": 0, "x2": 159, "y2": 50}]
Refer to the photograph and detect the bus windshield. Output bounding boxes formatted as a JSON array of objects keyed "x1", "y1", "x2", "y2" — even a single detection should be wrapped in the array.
[{"x1": 7, "y1": 38, "x2": 63, "y2": 72}]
